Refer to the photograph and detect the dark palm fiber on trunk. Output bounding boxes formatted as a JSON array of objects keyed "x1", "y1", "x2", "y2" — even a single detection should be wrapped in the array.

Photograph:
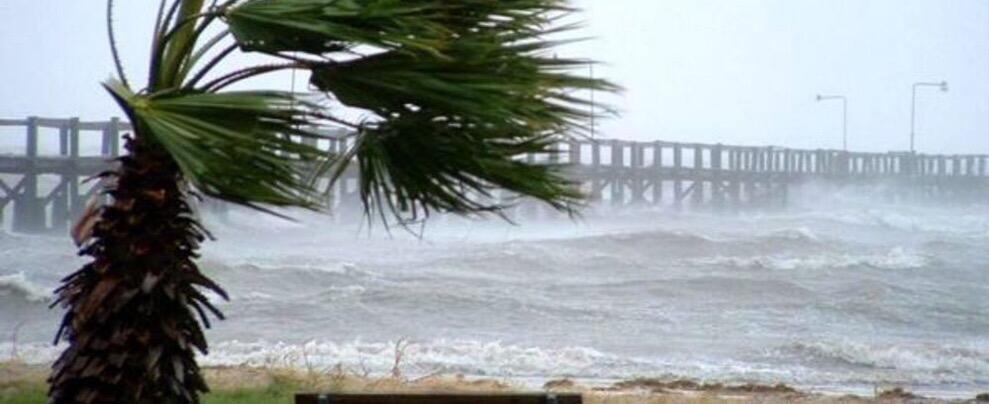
[{"x1": 49, "y1": 134, "x2": 226, "y2": 404}]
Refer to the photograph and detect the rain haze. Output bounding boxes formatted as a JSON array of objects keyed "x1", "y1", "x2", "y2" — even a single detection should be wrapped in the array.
[{"x1": 1, "y1": 1, "x2": 988, "y2": 403}]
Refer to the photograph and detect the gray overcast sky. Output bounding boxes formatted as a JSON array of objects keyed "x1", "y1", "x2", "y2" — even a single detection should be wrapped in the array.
[{"x1": 1, "y1": 1, "x2": 987, "y2": 153}]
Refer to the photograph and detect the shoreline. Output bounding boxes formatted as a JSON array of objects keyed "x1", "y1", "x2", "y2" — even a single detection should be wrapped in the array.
[{"x1": 3, "y1": 362, "x2": 986, "y2": 403}]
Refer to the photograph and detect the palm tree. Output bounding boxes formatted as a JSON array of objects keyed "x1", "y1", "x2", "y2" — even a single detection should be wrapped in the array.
[{"x1": 48, "y1": 0, "x2": 614, "y2": 402}]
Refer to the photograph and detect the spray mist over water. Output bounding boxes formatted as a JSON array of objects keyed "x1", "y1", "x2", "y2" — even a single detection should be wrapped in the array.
[{"x1": 1, "y1": 185, "x2": 987, "y2": 398}]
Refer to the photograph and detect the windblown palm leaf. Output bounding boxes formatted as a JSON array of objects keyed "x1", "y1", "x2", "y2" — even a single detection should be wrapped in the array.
[
  {"x1": 224, "y1": 0, "x2": 572, "y2": 56},
  {"x1": 347, "y1": 111, "x2": 580, "y2": 220},
  {"x1": 104, "y1": 80, "x2": 326, "y2": 211},
  {"x1": 308, "y1": 38, "x2": 605, "y2": 126}
]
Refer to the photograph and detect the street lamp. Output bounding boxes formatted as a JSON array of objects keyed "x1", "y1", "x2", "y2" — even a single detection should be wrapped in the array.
[
  {"x1": 590, "y1": 62, "x2": 596, "y2": 139},
  {"x1": 910, "y1": 81, "x2": 948, "y2": 153},
  {"x1": 816, "y1": 94, "x2": 848, "y2": 151}
]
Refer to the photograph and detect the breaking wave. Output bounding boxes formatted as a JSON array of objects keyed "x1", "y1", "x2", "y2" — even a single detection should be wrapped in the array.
[
  {"x1": 0, "y1": 272, "x2": 51, "y2": 303},
  {"x1": 772, "y1": 340, "x2": 989, "y2": 385},
  {"x1": 202, "y1": 339, "x2": 641, "y2": 378},
  {"x1": 686, "y1": 247, "x2": 930, "y2": 271}
]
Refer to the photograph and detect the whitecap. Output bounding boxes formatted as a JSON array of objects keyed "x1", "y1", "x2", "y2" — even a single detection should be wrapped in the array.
[
  {"x1": 0, "y1": 272, "x2": 52, "y2": 303},
  {"x1": 200, "y1": 339, "x2": 643, "y2": 379},
  {"x1": 774, "y1": 340, "x2": 989, "y2": 378},
  {"x1": 687, "y1": 248, "x2": 929, "y2": 271}
]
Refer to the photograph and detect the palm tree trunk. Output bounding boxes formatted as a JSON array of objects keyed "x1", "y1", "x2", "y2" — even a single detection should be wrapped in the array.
[{"x1": 49, "y1": 133, "x2": 225, "y2": 404}]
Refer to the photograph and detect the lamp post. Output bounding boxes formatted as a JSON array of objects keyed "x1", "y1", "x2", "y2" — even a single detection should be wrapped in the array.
[
  {"x1": 816, "y1": 94, "x2": 848, "y2": 151},
  {"x1": 590, "y1": 62, "x2": 596, "y2": 139},
  {"x1": 910, "y1": 81, "x2": 948, "y2": 153}
]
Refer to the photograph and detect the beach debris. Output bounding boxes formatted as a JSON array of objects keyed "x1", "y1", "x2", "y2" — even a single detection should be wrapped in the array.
[
  {"x1": 391, "y1": 337, "x2": 410, "y2": 379},
  {"x1": 607, "y1": 377, "x2": 799, "y2": 395},
  {"x1": 543, "y1": 378, "x2": 576, "y2": 390},
  {"x1": 875, "y1": 387, "x2": 922, "y2": 400}
]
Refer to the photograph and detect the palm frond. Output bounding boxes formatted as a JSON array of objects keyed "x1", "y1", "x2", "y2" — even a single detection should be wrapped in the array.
[
  {"x1": 104, "y1": 79, "x2": 329, "y2": 213},
  {"x1": 224, "y1": 0, "x2": 571, "y2": 56},
  {"x1": 333, "y1": 111, "x2": 583, "y2": 222},
  {"x1": 226, "y1": 0, "x2": 445, "y2": 55},
  {"x1": 309, "y1": 37, "x2": 615, "y2": 129}
]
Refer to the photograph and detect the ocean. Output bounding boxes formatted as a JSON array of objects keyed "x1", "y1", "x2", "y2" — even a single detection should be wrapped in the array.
[{"x1": 1, "y1": 193, "x2": 987, "y2": 398}]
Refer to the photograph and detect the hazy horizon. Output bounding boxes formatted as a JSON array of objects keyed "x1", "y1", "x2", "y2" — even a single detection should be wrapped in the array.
[{"x1": 1, "y1": 1, "x2": 987, "y2": 154}]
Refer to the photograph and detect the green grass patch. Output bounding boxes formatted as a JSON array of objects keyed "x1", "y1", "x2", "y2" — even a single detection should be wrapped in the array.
[
  {"x1": 0, "y1": 390, "x2": 47, "y2": 404},
  {"x1": 0, "y1": 363, "x2": 301, "y2": 404},
  {"x1": 1, "y1": 383, "x2": 297, "y2": 404},
  {"x1": 1, "y1": 389, "x2": 295, "y2": 404}
]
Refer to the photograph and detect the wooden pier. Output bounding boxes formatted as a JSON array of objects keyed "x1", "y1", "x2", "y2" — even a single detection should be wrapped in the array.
[{"x1": 2, "y1": 117, "x2": 987, "y2": 233}]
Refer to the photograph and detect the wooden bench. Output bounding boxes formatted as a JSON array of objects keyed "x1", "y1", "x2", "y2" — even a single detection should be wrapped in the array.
[{"x1": 295, "y1": 393, "x2": 581, "y2": 404}]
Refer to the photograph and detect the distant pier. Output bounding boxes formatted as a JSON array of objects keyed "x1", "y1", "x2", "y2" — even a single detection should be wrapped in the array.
[{"x1": 1, "y1": 117, "x2": 987, "y2": 233}]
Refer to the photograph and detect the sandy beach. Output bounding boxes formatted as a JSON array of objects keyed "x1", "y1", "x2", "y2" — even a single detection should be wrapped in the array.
[{"x1": 3, "y1": 361, "x2": 986, "y2": 403}]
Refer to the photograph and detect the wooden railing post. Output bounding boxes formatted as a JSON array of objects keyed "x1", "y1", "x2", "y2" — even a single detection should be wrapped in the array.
[
  {"x1": 66, "y1": 118, "x2": 83, "y2": 224},
  {"x1": 547, "y1": 139, "x2": 560, "y2": 165},
  {"x1": 103, "y1": 117, "x2": 122, "y2": 156},
  {"x1": 59, "y1": 122, "x2": 70, "y2": 156},
  {"x1": 591, "y1": 141, "x2": 601, "y2": 167},
  {"x1": 568, "y1": 140, "x2": 582, "y2": 165}
]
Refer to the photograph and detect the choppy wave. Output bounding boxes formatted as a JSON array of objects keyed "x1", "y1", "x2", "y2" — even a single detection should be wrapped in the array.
[
  {"x1": 2, "y1": 202, "x2": 987, "y2": 397},
  {"x1": 207, "y1": 260, "x2": 378, "y2": 279},
  {"x1": 788, "y1": 207, "x2": 989, "y2": 238},
  {"x1": 686, "y1": 247, "x2": 930, "y2": 271},
  {"x1": 0, "y1": 342, "x2": 61, "y2": 364},
  {"x1": 0, "y1": 272, "x2": 51, "y2": 303},
  {"x1": 772, "y1": 340, "x2": 989, "y2": 384},
  {"x1": 201, "y1": 339, "x2": 641, "y2": 378},
  {"x1": 564, "y1": 226, "x2": 826, "y2": 250}
]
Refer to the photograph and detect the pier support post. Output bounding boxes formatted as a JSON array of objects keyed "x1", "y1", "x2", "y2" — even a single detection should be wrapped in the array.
[
  {"x1": 673, "y1": 144, "x2": 683, "y2": 209},
  {"x1": 68, "y1": 118, "x2": 82, "y2": 219},
  {"x1": 691, "y1": 146, "x2": 704, "y2": 206},
  {"x1": 630, "y1": 143, "x2": 645, "y2": 204},
  {"x1": 652, "y1": 142, "x2": 663, "y2": 204},
  {"x1": 610, "y1": 140, "x2": 624, "y2": 206},
  {"x1": 13, "y1": 117, "x2": 44, "y2": 233},
  {"x1": 711, "y1": 145, "x2": 725, "y2": 209},
  {"x1": 568, "y1": 140, "x2": 582, "y2": 166},
  {"x1": 588, "y1": 141, "x2": 602, "y2": 202}
]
